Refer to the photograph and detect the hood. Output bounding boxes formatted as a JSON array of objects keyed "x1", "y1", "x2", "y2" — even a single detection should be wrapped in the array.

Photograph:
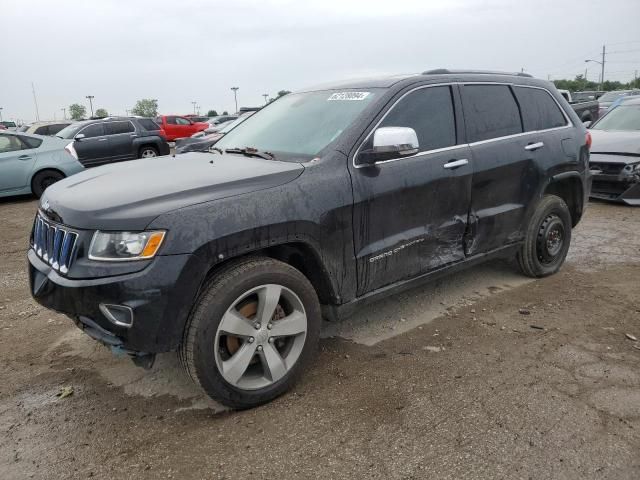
[
  {"x1": 590, "y1": 130, "x2": 640, "y2": 159},
  {"x1": 41, "y1": 153, "x2": 304, "y2": 230}
]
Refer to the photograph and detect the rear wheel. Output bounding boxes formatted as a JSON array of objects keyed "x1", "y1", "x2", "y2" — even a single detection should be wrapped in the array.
[
  {"x1": 517, "y1": 194, "x2": 572, "y2": 278},
  {"x1": 31, "y1": 170, "x2": 64, "y2": 198},
  {"x1": 180, "y1": 257, "x2": 321, "y2": 409},
  {"x1": 138, "y1": 146, "x2": 158, "y2": 158}
]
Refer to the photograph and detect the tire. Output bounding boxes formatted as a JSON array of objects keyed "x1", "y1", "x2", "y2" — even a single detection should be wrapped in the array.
[
  {"x1": 138, "y1": 145, "x2": 158, "y2": 158},
  {"x1": 180, "y1": 257, "x2": 321, "y2": 409},
  {"x1": 517, "y1": 194, "x2": 572, "y2": 278},
  {"x1": 31, "y1": 170, "x2": 65, "y2": 198}
]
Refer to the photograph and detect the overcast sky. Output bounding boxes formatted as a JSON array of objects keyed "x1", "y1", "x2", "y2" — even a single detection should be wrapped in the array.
[{"x1": 2, "y1": 0, "x2": 640, "y2": 123}]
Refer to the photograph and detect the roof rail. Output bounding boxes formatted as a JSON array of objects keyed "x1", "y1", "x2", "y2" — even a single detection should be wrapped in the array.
[{"x1": 422, "y1": 69, "x2": 533, "y2": 78}]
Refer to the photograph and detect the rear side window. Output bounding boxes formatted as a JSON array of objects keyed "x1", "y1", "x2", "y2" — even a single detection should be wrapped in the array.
[
  {"x1": 461, "y1": 85, "x2": 523, "y2": 142},
  {"x1": 48, "y1": 124, "x2": 69, "y2": 135},
  {"x1": 20, "y1": 136, "x2": 43, "y2": 149},
  {"x1": 105, "y1": 121, "x2": 135, "y2": 135},
  {"x1": 79, "y1": 123, "x2": 104, "y2": 138},
  {"x1": 377, "y1": 86, "x2": 457, "y2": 152},
  {"x1": 175, "y1": 117, "x2": 191, "y2": 125},
  {"x1": 514, "y1": 87, "x2": 567, "y2": 131},
  {"x1": 34, "y1": 125, "x2": 50, "y2": 135},
  {"x1": 137, "y1": 118, "x2": 161, "y2": 131},
  {"x1": 165, "y1": 116, "x2": 177, "y2": 125},
  {"x1": 0, "y1": 135, "x2": 24, "y2": 152}
]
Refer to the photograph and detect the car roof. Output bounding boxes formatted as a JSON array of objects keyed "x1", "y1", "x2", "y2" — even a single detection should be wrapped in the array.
[
  {"x1": 618, "y1": 96, "x2": 640, "y2": 105},
  {"x1": 27, "y1": 120, "x2": 73, "y2": 126}
]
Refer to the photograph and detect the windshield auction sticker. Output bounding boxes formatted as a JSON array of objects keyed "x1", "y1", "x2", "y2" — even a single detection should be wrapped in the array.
[{"x1": 327, "y1": 92, "x2": 370, "y2": 101}]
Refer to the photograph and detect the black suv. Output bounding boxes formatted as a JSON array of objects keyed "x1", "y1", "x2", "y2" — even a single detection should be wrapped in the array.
[
  {"x1": 55, "y1": 117, "x2": 170, "y2": 167},
  {"x1": 29, "y1": 70, "x2": 591, "y2": 409}
]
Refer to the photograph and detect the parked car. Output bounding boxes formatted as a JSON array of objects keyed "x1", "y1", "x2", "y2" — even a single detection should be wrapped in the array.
[
  {"x1": 184, "y1": 115, "x2": 210, "y2": 123},
  {"x1": 588, "y1": 97, "x2": 640, "y2": 205},
  {"x1": 29, "y1": 70, "x2": 590, "y2": 409},
  {"x1": 155, "y1": 115, "x2": 209, "y2": 141},
  {"x1": 0, "y1": 124, "x2": 7, "y2": 130},
  {"x1": 207, "y1": 115, "x2": 238, "y2": 126},
  {"x1": 597, "y1": 89, "x2": 640, "y2": 117},
  {"x1": 572, "y1": 91, "x2": 606, "y2": 101},
  {"x1": 175, "y1": 112, "x2": 255, "y2": 154},
  {"x1": 17, "y1": 121, "x2": 73, "y2": 136},
  {"x1": 55, "y1": 117, "x2": 169, "y2": 167},
  {"x1": 1, "y1": 121, "x2": 18, "y2": 131},
  {"x1": 558, "y1": 89, "x2": 600, "y2": 123},
  {"x1": 0, "y1": 131, "x2": 84, "y2": 198}
]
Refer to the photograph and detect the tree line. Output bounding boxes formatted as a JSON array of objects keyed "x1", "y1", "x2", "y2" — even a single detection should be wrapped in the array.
[
  {"x1": 66, "y1": 90, "x2": 292, "y2": 121},
  {"x1": 552, "y1": 75, "x2": 640, "y2": 92}
]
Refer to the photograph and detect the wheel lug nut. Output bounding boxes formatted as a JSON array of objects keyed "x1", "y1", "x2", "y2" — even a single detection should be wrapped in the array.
[
  {"x1": 257, "y1": 345, "x2": 263, "y2": 351},
  {"x1": 267, "y1": 323, "x2": 272, "y2": 330},
  {"x1": 254, "y1": 323, "x2": 261, "y2": 330},
  {"x1": 248, "y1": 337, "x2": 254, "y2": 343},
  {"x1": 269, "y1": 338, "x2": 275, "y2": 344}
]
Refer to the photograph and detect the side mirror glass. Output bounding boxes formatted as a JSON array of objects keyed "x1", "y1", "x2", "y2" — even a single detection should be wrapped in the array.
[
  {"x1": 583, "y1": 121, "x2": 592, "y2": 128},
  {"x1": 357, "y1": 126, "x2": 419, "y2": 166},
  {"x1": 75, "y1": 133, "x2": 86, "y2": 140}
]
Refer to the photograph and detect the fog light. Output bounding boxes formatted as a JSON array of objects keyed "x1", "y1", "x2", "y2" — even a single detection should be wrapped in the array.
[{"x1": 99, "y1": 303, "x2": 134, "y2": 328}]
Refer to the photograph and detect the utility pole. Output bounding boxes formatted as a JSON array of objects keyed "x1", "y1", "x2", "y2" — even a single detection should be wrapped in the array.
[
  {"x1": 32, "y1": 82, "x2": 41, "y2": 121},
  {"x1": 191, "y1": 101, "x2": 197, "y2": 114},
  {"x1": 231, "y1": 87, "x2": 239, "y2": 113},
  {"x1": 600, "y1": 44, "x2": 606, "y2": 91},
  {"x1": 0, "y1": 107, "x2": 3, "y2": 122},
  {"x1": 262, "y1": 93, "x2": 269, "y2": 104},
  {"x1": 61, "y1": 108, "x2": 66, "y2": 120},
  {"x1": 86, "y1": 95, "x2": 95, "y2": 117}
]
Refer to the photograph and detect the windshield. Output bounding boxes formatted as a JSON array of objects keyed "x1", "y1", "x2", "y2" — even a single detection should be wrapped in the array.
[
  {"x1": 592, "y1": 105, "x2": 640, "y2": 131},
  {"x1": 17, "y1": 124, "x2": 30, "y2": 132},
  {"x1": 55, "y1": 123, "x2": 84, "y2": 139},
  {"x1": 215, "y1": 89, "x2": 379, "y2": 157},
  {"x1": 599, "y1": 91, "x2": 630, "y2": 102},
  {"x1": 219, "y1": 113, "x2": 254, "y2": 134}
]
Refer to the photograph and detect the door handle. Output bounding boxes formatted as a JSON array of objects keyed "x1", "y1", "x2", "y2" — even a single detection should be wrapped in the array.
[
  {"x1": 97, "y1": 138, "x2": 108, "y2": 142},
  {"x1": 18, "y1": 155, "x2": 32, "y2": 161},
  {"x1": 524, "y1": 141, "x2": 544, "y2": 151},
  {"x1": 443, "y1": 159, "x2": 469, "y2": 169}
]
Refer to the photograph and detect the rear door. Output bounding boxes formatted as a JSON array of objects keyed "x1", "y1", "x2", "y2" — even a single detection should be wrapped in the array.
[
  {"x1": 0, "y1": 134, "x2": 39, "y2": 192},
  {"x1": 73, "y1": 123, "x2": 110, "y2": 167},
  {"x1": 350, "y1": 84, "x2": 473, "y2": 295},
  {"x1": 105, "y1": 120, "x2": 137, "y2": 161},
  {"x1": 460, "y1": 83, "x2": 568, "y2": 254}
]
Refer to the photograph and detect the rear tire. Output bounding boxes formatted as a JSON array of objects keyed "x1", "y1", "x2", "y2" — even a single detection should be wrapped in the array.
[
  {"x1": 517, "y1": 194, "x2": 572, "y2": 278},
  {"x1": 180, "y1": 257, "x2": 321, "y2": 409},
  {"x1": 138, "y1": 146, "x2": 158, "y2": 158},
  {"x1": 31, "y1": 170, "x2": 64, "y2": 198}
]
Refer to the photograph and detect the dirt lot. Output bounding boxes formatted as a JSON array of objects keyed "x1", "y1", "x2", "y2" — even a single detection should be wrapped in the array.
[{"x1": 1, "y1": 197, "x2": 639, "y2": 480}]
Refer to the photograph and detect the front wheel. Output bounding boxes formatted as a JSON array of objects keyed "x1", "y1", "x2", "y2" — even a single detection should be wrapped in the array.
[
  {"x1": 517, "y1": 194, "x2": 572, "y2": 278},
  {"x1": 180, "y1": 257, "x2": 321, "y2": 409},
  {"x1": 31, "y1": 169, "x2": 65, "y2": 198}
]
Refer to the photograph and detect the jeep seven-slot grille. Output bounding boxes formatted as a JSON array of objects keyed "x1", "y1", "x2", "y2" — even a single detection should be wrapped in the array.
[{"x1": 32, "y1": 214, "x2": 78, "y2": 274}]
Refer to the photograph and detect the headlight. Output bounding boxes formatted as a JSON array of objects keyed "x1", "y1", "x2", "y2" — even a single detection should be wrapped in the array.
[{"x1": 88, "y1": 231, "x2": 166, "y2": 261}]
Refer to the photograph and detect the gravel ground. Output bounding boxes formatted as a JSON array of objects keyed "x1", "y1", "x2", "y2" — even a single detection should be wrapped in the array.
[{"x1": 1, "y1": 197, "x2": 639, "y2": 480}]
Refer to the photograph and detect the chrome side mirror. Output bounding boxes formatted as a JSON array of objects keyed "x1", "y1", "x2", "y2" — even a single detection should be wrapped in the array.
[
  {"x1": 357, "y1": 126, "x2": 419, "y2": 166},
  {"x1": 75, "y1": 133, "x2": 86, "y2": 140}
]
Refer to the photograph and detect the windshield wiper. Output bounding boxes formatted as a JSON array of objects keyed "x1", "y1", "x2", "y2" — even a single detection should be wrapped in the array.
[
  {"x1": 224, "y1": 147, "x2": 275, "y2": 160},
  {"x1": 211, "y1": 146, "x2": 223, "y2": 154}
]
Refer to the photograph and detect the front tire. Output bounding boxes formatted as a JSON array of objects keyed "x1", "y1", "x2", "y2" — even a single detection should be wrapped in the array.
[
  {"x1": 31, "y1": 169, "x2": 65, "y2": 198},
  {"x1": 517, "y1": 194, "x2": 572, "y2": 278},
  {"x1": 180, "y1": 257, "x2": 321, "y2": 409}
]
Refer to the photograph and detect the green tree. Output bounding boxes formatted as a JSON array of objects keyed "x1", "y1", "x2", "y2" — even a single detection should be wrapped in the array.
[
  {"x1": 222, "y1": 111, "x2": 228, "y2": 115},
  {"x1": 207, "y1": 109, "x2": 218, "y2": 117},
  {"x1": 277, "y1": 90, "x2": 291, "y2": 98},
  {"x1": 68, "y1": 103, "x2": 86, "y2": 120},
  {"x1": 95, "y1": 108, "x2": 108, "y2": 118},
  {"x1": 131, "y1": 98, "x2": 158, "y2": 117}
]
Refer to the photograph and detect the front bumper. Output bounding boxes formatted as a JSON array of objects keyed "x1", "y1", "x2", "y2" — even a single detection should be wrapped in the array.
[
  {"x1": 28, "y1": 249, "x2": 207, "y2": 353},
  {"x1": 590, "y1": 172, "x2": 640, "y2": 206}
]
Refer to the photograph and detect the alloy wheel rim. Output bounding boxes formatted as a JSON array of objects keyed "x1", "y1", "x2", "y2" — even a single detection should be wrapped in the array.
[
  {"x1": 142, "y1": 149, "x2": 157, "y2": 158},
  {"x1": 214, "y1": 284, "x2": 307, "y2": 390}
]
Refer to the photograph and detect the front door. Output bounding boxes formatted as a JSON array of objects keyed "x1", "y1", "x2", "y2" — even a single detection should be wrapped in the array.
[
  {"x1": 74, "y1": 123, "x2": 110, "y2": 167},
  {"x1": 350, "y1": 85, "x2": 473, "y2": 295},
  {"x1": 0, "y1": 134, "x2": 37, "y2": 192}
]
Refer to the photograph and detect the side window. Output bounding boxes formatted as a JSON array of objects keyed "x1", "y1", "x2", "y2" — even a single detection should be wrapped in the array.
[
  {"x1": 373, "y1": 86, "x2": 457, "y2": 153},
  {"x1": 514, "y1": 87, "x2": 567, "y2": 131},
  {"x1": 48, "y1": 124, "x2": 69, "y2": 135},
  {"x1": 165, "y1": 116, "x2": 177, "y2": 125},
  {"x1": 79, "y1": 123, "x2": 104, "y2": 138},
  {"x1": 105, "y1": 121, "x2": 135, "y2": 135},
  {"x1": 175, "y1": 117, "x2": 191, "y2": 125},
  {"x1": 34, "y1": 126, "x2": 49, "y2": 135},
  {"x1": 461, "y1": 85, "x2": 523, "y2": 142},
  {"x1": 0, "y1": 135, "x2": 24, "y2": 153},
  {"x1": 20, "y1": 136, "x2": 43, "y2": 149}
]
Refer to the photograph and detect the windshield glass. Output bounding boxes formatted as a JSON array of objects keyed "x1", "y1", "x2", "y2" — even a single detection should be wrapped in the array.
[
  {"x1": 55, "y1": 123, "x2": 84, "y2": 139},
  {"x1": 215, "y1": 90, "x2": 379, "y2": 157},
  {"x1": 599, "y1": 91, "x2": 629, "y2": 102},
  {"x1": 17, "y1": 125, "x2": 30, "y2": 132},
  {"x1": 592, "y1": 105, "x2": 640, "y2": 131}
]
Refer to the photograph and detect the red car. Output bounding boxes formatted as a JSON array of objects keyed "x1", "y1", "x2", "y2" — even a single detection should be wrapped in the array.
[{"x1": 155, "y1": 115, "x2": 209, "y2": 141}]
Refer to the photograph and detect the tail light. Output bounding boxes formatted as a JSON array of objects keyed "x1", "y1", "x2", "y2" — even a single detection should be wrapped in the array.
[
  {"x1": 585, "y1": 131, "x2": 592, "y2": 150},
  {"x1": 64, "y1": 142, "x2": 79, "y2": 160},
  {"x1": 159, "y1": 128, "x2": 167, "y2": 139}
]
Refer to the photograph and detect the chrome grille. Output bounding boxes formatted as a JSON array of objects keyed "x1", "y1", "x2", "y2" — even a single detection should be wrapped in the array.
[{"x1": 32, "y1": 213, "x2": 78, "y2": 274}]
